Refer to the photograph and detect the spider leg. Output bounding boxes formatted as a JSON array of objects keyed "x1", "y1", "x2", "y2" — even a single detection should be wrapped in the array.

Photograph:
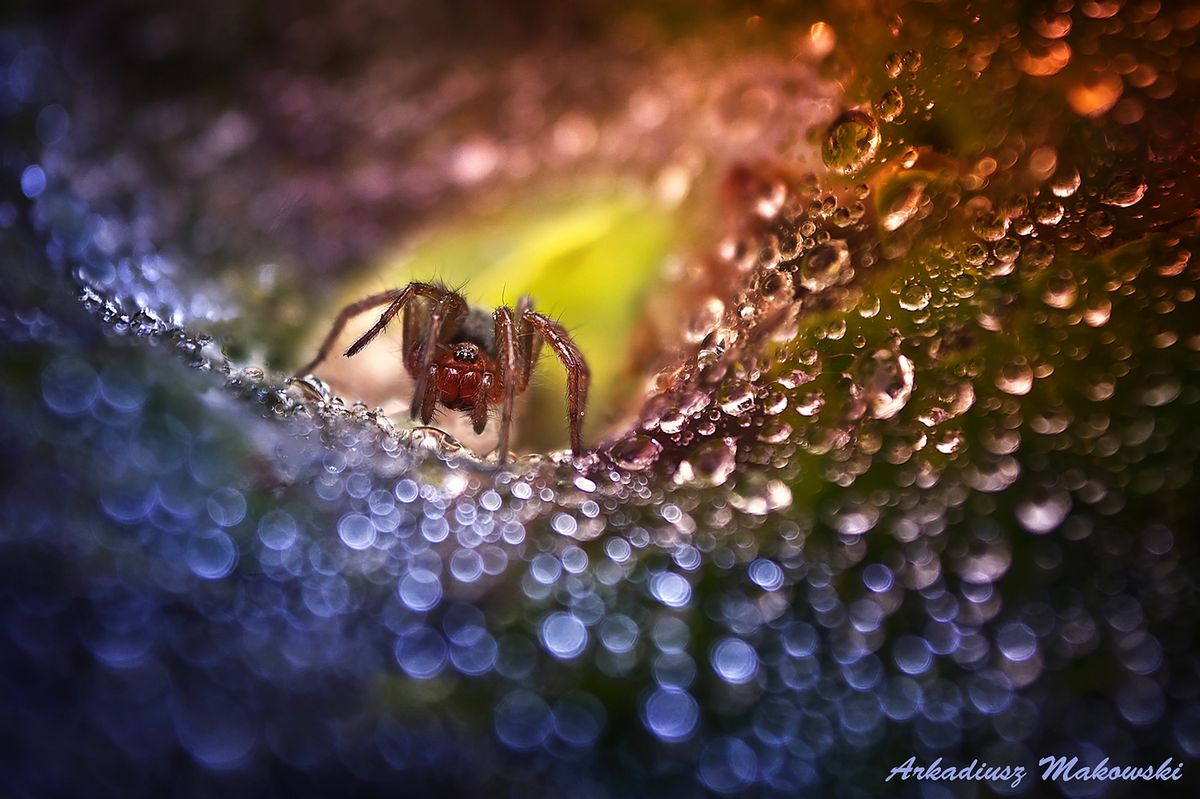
[
  {"x1": 472, "y1": 372, "x2": 494, "y2": 436},
  {"x1": 524, "y1": 311, "x2": 590, "y2": 456},
  {"x1": 409, "y1": 292, "x2": 467, "y2": 421},
  {"x1": 418, "y1": 363, "x2": 440, "y2": 425},
  {"x1": 344, "y1": 281, "x2": 450, "y2": 359},
  {"x1": 515, "y1": 295, "x2": 541, "y2": 391},
  {"x1": 401, "y1": 297, "x2": 428, "y2": 374},
  {"x1": 493, "y1": 307, "x2": 519, "y2": 463},
  {"x1": 296, "y1": 289, "x2": 404, "y2": 375}
]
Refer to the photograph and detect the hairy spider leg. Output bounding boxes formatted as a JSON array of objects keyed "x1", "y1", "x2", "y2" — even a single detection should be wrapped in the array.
[
  {"x1": 525, "y1": 311, "x2": 590, "y2": 456},
  {"x1": 492, "y1": 306, "x2": 519, "y2": 464},
  {"x1": 472, "y1": 373, "x2": 494, "y2": 435},
  {"x1": 516, "y1": 295, "x2": 541, "y2": 390},
  {"x1": 410, "y1": 292, "x2": 468, "y2": 423},
  {"x1": 297, "y1": 282, "x2": 449, "y2": 376},
  {"x1": 345, "y1": 282, "x2": 450, "y2": 360},
  {"x1": 490, "y1": 296, "x2": 543, "y2": 464},
  {"x1": 417, "y1": 363, "x2": 440, "y2": 424},
  {"x1": 401, "y1": 296, "x2": 429, "y2": 374},
  {"x1": 297, "y1": 289, "x2": 398, "y2": 375}
]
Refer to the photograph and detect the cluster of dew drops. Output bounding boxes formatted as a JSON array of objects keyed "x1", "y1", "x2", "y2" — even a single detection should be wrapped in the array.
[
  {"x1": 13, "y1": 6, "x2": 1200, "y2": 791},
  {"x1": 602, "y1": 47, "x2": 936, "y2": 499}
]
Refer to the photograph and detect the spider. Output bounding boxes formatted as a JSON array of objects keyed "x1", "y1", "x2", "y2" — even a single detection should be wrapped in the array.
[{"x1": 296, "y1": 282, "x2": 589, "y2": 464}]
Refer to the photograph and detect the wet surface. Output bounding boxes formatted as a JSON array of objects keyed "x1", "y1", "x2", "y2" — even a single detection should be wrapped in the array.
[{"x1": 3, "y1": 1, "x2": 1200, "y2": 796}]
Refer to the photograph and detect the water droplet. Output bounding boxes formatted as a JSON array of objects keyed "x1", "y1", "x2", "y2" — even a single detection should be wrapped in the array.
[
  {"x1": 540, "y1": 612, "x2": 588, "y2": 659},
  {"x1": 686, "y1": 298, "x2": 725, "y2": 343},
  {"x1": 711, "y1": 638, "x2": 758, "y2": 684},
  {"x1": 1022, "y1": 239, "x2": 1056, "y2": 270},
  {"x1": 863, "y1": 564, "x2": 894, "y2": 592},
  {"x1": 880, "y1": 181, "x2": 926, "y2": 231},
  {"x1": 1035, "y1": 200, "x2": 1064, "y2": 225},
  {"x1": 1042, "y1": 271, "x2": 1078, "y2": 309},
  {"x1": 898, "y1": 281, "x2": 931, "y2": 311},
  {"x1": 884, "y1": 52, "x2": 904, "y2": 79},
  {"x1": 395, "y1": 626, "x2": 447, "y2": 678},
  {"x1": 1102, "y1": 172, "x2": 1147, "y2": 207},
  {"x1": 257, "y1": 510, "x2": 299, "y2": 551},
  {"x1": 748, "y1": 559, "x2": 784, "y2": 591},
  {"x1": 996, "y1": 359, "x2": 1034, "y2": 396},
  {"x1": 698, "y1": 738, "x2": 758, "y2": 794},
  {"x1": 876, "y1": 88, "x2": 904, "y2": 122},
  {"x1": 798, "y1": 239, "x2": 851, "y2": 291},
  {"x1": 1050, "y1": 167, "x2": 1081, "y2": 197},
  {"x1": 609, "y1": 435, "x2": 662, "y2": 470},
  {"x1": 642, "y1": 688, "x2": 698, "y2": 742},
  {"x1": 719, "y1": 382, "x2": 756, "y2": 416},
  {"x1": 730, "y1": 475, "x2": 792, "y2": 514},
  {"x1": 1015, "y1": 487, "x2": 1071, "y2": 533},
  {"x1": 857, "y1": 348, "x2": 915, "y2": 420},
  {"x1": 821, "y1": 109, "x2": 881, "y2": 175},
  {"x1": 1085, "y1": 209, "x2": 1115, "y2": 239},
  {"x1": 997, "y1": 623, "x2": 1038, "y2": 662},
  {"x1": 495, "y1": 690, "x2": 552, "y2": 751},
  {"x1": 399, "y1": 569, "x2": 442, "y2": 611},
  {"x1": 795, "y1": 390, "x2": 825, "y2": 417},
  {"x1": 1084, "y1": 295, "x2": 1112, "y2": 327},
  {"x1": 41, "y1": 356, "x2": 99, "y2": 416},
  {"x1": 650, "y1": 572, "x2": 692, "y2": 608},
  {"x1": 675, "y1": 438, "x2": 737, "y2": 487},
  {"x1": 973, "y1": 212, "x2": 1009, "y2": 242},
  {"x1": 186, "y1": 529, "x2": 237, "y2": 579},
  {"x1": 993, "y1": 237, "x2": 1021, "y2": 264}
]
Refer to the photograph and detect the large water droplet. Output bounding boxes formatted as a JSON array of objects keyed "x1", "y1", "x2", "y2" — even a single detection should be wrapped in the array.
[
  {"x1": 876, "y1": 89, "x2": 904, "y2": 122},
  {"x1": 718, "y1": 384, "x2": 756, "y2": 418},
  {"x1": 821, "y1": 109, "x2": 881, "y2": 175},
  {"x1": 609, "y1": 435, "x2": 663, "y2": 470},
  {"x1": 1050, "y1": 167, "x2": 1081, "y2": 197},
  {"x1": 797, "y1": 239, "x2": 850, "y2": 292},
  {"x1": 675, "y1": 438, "x2": 737, "y2": 487},
  {"x1": 1101, "y1": 172, "x2": 1147, "y2": 207},
  {"x1": 996, "y1": 359, "x2": 1034, "y2": 396},
  {"x1": 857, "y1": 348, "x2": 915, "y2": 420},
  {"x1": 1085, "y1": 209, "x2": 1115, "y2": 239}
]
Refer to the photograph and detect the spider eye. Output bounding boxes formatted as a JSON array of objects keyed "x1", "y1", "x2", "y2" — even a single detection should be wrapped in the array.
[{"x1": 454, "y1": 345, "x2": 478, "y2": 363}]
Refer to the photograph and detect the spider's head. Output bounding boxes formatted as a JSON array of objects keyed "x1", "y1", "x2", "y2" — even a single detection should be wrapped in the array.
[{"x1": 451, "y1": 343, "x2": 481, "y2": 364}]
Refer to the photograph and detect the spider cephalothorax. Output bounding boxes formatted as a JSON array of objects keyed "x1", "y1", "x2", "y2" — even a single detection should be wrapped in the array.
[{"x1": 297, "y1": 282, "x2": 589, "y2": 463}]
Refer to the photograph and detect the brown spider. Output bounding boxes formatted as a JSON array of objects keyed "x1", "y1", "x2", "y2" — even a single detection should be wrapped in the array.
[{"x1": 297, "y1": 282, "x2": 589, "y2": 463}]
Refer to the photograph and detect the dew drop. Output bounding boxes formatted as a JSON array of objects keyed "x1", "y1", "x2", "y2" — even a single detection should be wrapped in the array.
[
  {"x1": 1015, "y1": 488, "x2": 1071, "y2": 534},
  {"x1": 884, "y1": 52, "x2": 904, "y2": 79},
  {"x1": 1085, "y1": 209, "x2": 1115, "y2": 239},
  {"x1": 1050, "y1": 168, "x2": 1081, "y2": 197},
  {"x1": 675, "y1": 438, "x2": 737, "y2": 487},
  {"x1": 996, "y1": 359, "x2": 1034, "y2": 396},
  {"x1": 540, "y1": 612, "x2": 588, "y2": 660},
  {"x1": 798, "y1": 239, "x2": 851, "y2": 292},
  {"x1": 898, "y1": 281, "x2": 931, "y2": 311},
  {"x1": 719, "y1": 382, "x2": 757, "y2": 416},
  {"x1": 686, "y1": 298, "x2": 725, "y2": 343},
  {"x1": 858, "y1": 348, "x2": 915, "y2": 420},
  {"x1": 1034, "y1": 200, "x2": 1064, "y2": 225},
  {"x1": 821, "y1": 109, "x2": 881, "y2": 175},
  {"x1": 1101, "y1": 172, "x2": 1147, "y2": 207},
  {"x1": 609, "y1": 435, "x2": 663, "y2": 471},
  {"x1": 876, "y1": 89, "x2": 904, "y2": 122}
]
